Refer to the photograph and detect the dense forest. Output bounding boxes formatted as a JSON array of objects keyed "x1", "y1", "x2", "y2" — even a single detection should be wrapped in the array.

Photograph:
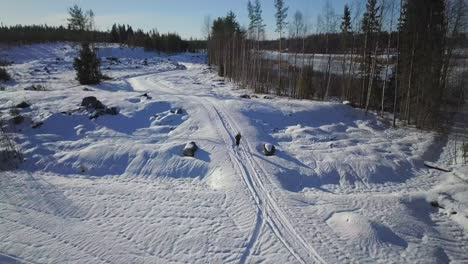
[{"x1": 208, "y1": 0, "x2": 468, "y2": 129}]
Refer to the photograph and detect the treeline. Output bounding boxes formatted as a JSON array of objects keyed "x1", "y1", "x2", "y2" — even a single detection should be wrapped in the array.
[
  {"x1": 0, "y1": 25, "x2": 109, "y2": 44},
  {"x1": 208, "y1": 0, "x2": 467, "y2": 129},
  {"x1": 261, "y1": 32, "x2": 399, "y2": 54},
  {"x1": 0, "y1": 5, "x2": 205, "y2": 53}
]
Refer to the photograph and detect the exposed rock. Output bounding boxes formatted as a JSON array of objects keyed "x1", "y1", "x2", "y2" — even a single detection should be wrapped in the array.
[
  {"x1": 430, "y1": 201, "x2": 444, "y2": 209},
  {"x1": 141, "y1": 93, "x2": 152, "y2": 99},
  {"x1": 240, "y1": 94, "x2": 251, "y2": 99},
  {"x1": 81, "y1": 96, "x2": 105, "y2": 110},
  {"x1": 263, "y1": 95, "x2": 274, "y2": 99},
  {"x1": 105, "y1": 107, "x2": 119, "y2": 115},
  {"x1": 16, "y1": 101, "x2": 30, "y2": 108},
  {"x1": 12, "y1": 115, "x2": 24, "y2": 125},
  {"x1": 24, "y1": 84, "x2": 45, "y2": 91},
  {"x1": 263, "y1": 143, "x2": 276, "y2": 156},
  {"x1": 183, "y1": 142, "x2": 198, "y2": 157}
]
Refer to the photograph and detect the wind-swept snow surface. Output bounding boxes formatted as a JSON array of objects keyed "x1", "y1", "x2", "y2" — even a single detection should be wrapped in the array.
[{"x1": 0, "y1": 43, "x2": 467, "y2": 263}]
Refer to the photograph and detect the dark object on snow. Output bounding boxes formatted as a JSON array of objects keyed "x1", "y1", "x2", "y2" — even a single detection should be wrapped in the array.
[
  {"x1": 12, "y1": 115, "x2": 24, "y2": 125},
  {"x1": 141, "y1": 93, "x2": 152, "y2": 99},
  {"x1": 263, "y1": 95, "x2": 273, "y2": 99},
  {"x1": 0, "y1": 67, "x2": 11, "y2": 81},
  {"x1": 31, "y1": 121, "x2": 44, "y2": 129},
  {"x1": 24, "y1": 84, "x2": 45, "y2": 91},
  {"x1": 343, "y1": 101, "x2": 359, "y2": 108},
  {"x1": 81, "y1": 96, "x2": 105, "y2": 110},
  {"x1": 83, "y1": 87, "x2": 93, "y2": 91},
  {"x1": 183, "y1": 142, "x2": 198, "y2": 157},
  {"x1": 106, "y1": 57, "x2": 120, "y2": 63},
  {"x1": 171, "y1": 108, "x2": 183, "y2": 114},
  {"x1": 235, "y1": 133, "x2": 242, "y2": 146},
  {"x1": 105, "y1": 107, "x2": 119, "y2": 115},
  {"x1": 424, "y1": 162, "x2": 452, "y2": 172},
  {"x1": 16, "y1": 101, "x2": 30, "y2": 108},
  {"x1": 240, "y1": 94, "x2": 251, "y2": 99},
  {"x1": 263, "y1": 143, "x2": 276, "y2": 156},
  {"x1": 430, "y1": 201, "x2": 444, "y2": 209},
  {"x1": 251, "y1": 95, "x2": 259, "y2": 98}
]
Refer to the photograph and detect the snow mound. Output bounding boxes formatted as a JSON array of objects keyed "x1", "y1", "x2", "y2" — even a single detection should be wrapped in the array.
[
  {"x1": 243, "y1": 100, "x2": 434, "y2": 189},
  {"x1": 327, "y1": 212, "x2": 407, "y2": 250}
]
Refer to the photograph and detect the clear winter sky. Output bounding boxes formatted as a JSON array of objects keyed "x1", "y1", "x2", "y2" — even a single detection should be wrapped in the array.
[{"x1": 0, "y1": 0, "x2": 354, "y2": 39}]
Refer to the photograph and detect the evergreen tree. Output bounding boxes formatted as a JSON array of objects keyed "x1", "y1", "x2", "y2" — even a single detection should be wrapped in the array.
[
  {"x1": 67, "y1": 5, "x2": 88, "y2": 31},
  {"x1": 360, "y1": 0, "x2": 381, "y2": 109},
  {"x1": 110, "y1": 24, "x2": 119, "y2": 42},
  {"x1": 340, "y1": 4, "x2": 352, "y2": 34},
  {"x1": 253, "y1": 0, "x2": 265, "y2": 38},
  {"x1": 340, "y1": 4, "x2": 352, "y2": 99},
  {"x1": 361, "y1": 0, "x2": 380, "y2": 34},
  {"x1": 274, "y1": 0, "x2": 288, "y2": 95},
  {"x1": 73, "y1": 42, "x2": 101, "y2": 85},
  {"x1": 247, "y1": 1, "x2": 255, "y2": 37}
]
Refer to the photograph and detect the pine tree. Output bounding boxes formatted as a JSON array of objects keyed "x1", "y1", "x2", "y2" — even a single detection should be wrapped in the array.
[
  {"x1": 274, "y1": 0, "x2": 288, "y2": 95},
  {"x1": 361, "y1": 0, "x2": 381, "y2": 110},
  {"x1": 110, "y1": 24, "x2": 119, "y2": 43},
  {"x1": 67, "y1": 5, "x2": 88, "y2": 31},
  {"x1": 247, "y1": 1, "x2": 255, "y2": 37},
  {"x1": 340, "y1": 5, "x2": 352, "y2": 34},
  {"x1": 340, "y1": 4, "x2": 352, "y2": 99},
  {"x1": 73, "y1": 43, "x2": 101, "y2": 85},
  {"x1": 253, "y1": 0, "x2": 265, "y2": 38}
]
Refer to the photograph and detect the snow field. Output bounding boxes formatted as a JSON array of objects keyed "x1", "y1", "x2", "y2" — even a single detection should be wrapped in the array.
[{"x1": 0, "y1": 43, "x2": 467, "y2": 263}]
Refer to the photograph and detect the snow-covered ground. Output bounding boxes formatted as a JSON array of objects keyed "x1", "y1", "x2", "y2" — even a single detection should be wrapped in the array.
[{"x1": 0, "y1": 43, "x2": 467, "y2": 263}]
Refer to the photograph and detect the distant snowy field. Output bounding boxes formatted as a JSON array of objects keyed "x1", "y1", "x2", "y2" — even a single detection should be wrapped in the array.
[{"x1": 0, "y1": 43, "x2": 467, "y2": 263}]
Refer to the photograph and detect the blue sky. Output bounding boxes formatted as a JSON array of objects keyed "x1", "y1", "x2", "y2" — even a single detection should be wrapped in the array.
[{"x1": 0, "y1": 0, "x2": 355, "y2": 39}]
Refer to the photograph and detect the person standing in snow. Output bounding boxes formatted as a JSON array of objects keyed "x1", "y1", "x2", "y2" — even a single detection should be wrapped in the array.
[{"x1": 235, "y1": 132, "x2": 242, "y2": 147}]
